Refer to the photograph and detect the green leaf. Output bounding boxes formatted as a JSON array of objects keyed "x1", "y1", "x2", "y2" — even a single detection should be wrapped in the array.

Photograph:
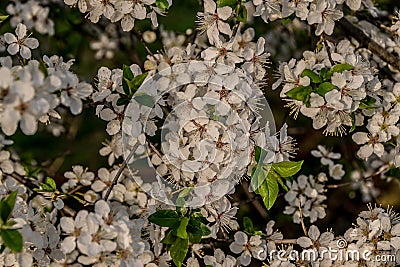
[
  {"x1": 319, "y1": 68, "x2": 327, "y2": 79},
  {"x1": 4, "y1": 220, "x2": 17, "y2": 228},
  {"x1": 188, "y1": 233, "x2": 202, "y2": 244},
  {"x1": 134, "y1": 93, "x2": 154, "y2": 107},
  {"x1": 243, "y1": 217, "x2": 253, "y2": 232},
  {"x1": 236, "y1": 5, "x2": 247, "y2": 22},
  {"x1": 45, "y1": 177, "x2": 56, "y2": 191},
  {"x1": 275, "y1": 175, "x2": 289, "y2": 191},
  {"x1": 156, "y1": 0, "x2": 170, "y2": 10},
  {"x1": 187, "y1": 219, "x2": 210, "y2": 236},
  {"x1": 0, "y1": 15, "x2": 9, "y2": 24},
  {"x1": 190, "y1": 211, "x2": 208, "y2": 224},
  {"x1": 326, "y1": 63, "x2": 354, "y2": 79},
  {"x1": 40, "y1": 184, "x2": 55, "y2": 192},
  {"x1": 122, "y1": 65, "x2": 134, "y2": 95},
  {"x1": 272, "y1": 160, "x2": 303, "y2": 178},
  {"x1": 316, "y1": 82, "x2": 337, "y2": 96},
  {"x1": 148, "y1": 210, "x2": 180, "y2": 227},
  {"x1": 281, "y1": 15, "x2": 295, "y2": 25},
  {"x1": 285, "y1": 85, "x2": 313, "y2": 102},
  {"x1": 174, "y1": 217, "x2": 189, "y2": 239},
  {"x1": 0, "y1": 191, "x2": 18, "y2": 224},
  {"x1": 255, "y1": 170, "x2": 279, "y2": 210},
  {"x1": 170, "y1": 237, "x2": 189, "y2": 267},
  {"x1": 176, "y1": 188, "x2": 192, "y2": 207},
  {"x1": 301, "y1": 69, "x2": 322, "y2": 84},
  {"x1": 123, "y1": 72, "x2": 148, "y2": 97},
  {"x1": 250, "y1": 163, "x2": 271, "y2": 193},
  {"x1": 217, "y1": 0, "x2": 239, "y2": 8},
  {"x1": 123, "y1": 65, "x2": 134, "y2": 80},
  {"x1": 178, "y1": 188, "x2": 192, "y2": 199},
  {"x1": 39, "y1": 59, "x2": 48, "y2": 76},
  {"x1": 254, "y1": 146, "x2": 261, "y2": 162},
  {"x1": 349, "y1": 113, "x2": 356, "y2": 133},
  {"x1": 0, "y1": 229, "x2": 23, "y2": 252},
  {"x1": 116, "y1": 97, "x2": 130, "y2": 106},
  {"x1": 359, "y1": 96, "x2": 376, "y2": 110},
  {"x1": 161, "y1": 230, "x2": 176, "y2": 245},
  {"x1": 131, "y1": 73, "x2": 148, "y2": 94}
]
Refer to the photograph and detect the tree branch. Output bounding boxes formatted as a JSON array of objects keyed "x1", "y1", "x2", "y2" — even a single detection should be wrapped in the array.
[
  {"x1": 337, "y1": 17, "x2": 400, "y2": 71},
  {"x1": 103, "y1": 142, "x2": 139, "y2": 201}
]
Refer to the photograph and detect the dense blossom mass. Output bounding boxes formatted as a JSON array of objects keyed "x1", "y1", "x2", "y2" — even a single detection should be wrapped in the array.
[{"x1": 0, "y1": 0, "x2": 399, "y2": 266}]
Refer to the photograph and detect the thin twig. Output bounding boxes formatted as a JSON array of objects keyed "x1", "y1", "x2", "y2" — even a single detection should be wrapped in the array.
[
  {"x1": 326, "y1": 164, "x2": 390, "y2": 189},
  {"x1": 241, "y1": 181, "x2": 268, "y2": 219},
  {"x1": 232, "y1": 195, "x2": 261, "y2": 206},
  {"x1": 297, "y1": 197, "x2": 307, "y2": 236},
  {"x1": 322, "y1": 35, "x2": 335, "y2": 66},
  {"x1": 103, "y1": 142, "x2": 139, "y2": 200},
  {"x1": 8, "y1": 173, "x2": 76, "y2": 216},
  {"x1": 133, "y1": 30, "x2": 159, "y2": 63}
]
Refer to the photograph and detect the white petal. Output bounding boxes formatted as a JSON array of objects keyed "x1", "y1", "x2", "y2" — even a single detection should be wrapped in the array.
[
  {"x1": 234, "y1": 231, "x2": 248, "y2": 245},
  {"x1": 7, "y1": 43, "x2": 19, "y2": 55},
  {"x1": 352, "y1": 132, "x2": 369, "y2": 145},
  {"x1": 15, "y1": 24, "x2": 27, "y2": 39},
  {"x1": 297, "y1": 236, "x2": 313, "y2": 248},
  {"x1": 4, "y1": 33, "x2": 17, "y2": 44},
  {"x1": 94, "y1": 200, "x2": 110, "y2": 217},
  {"x1": 19, "y1": 46, "x2": 31, "y2": 59}
]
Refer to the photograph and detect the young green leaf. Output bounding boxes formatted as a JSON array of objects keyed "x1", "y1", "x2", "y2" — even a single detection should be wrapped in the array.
[
  {"x1": 236, "y1": 5, "x2": 247, "y2": 22},
  {"x1": 187, "y1": 219, "x2": 210, "y2": 237},
  {"x1": 156, "y1": 0, "x2": 170, "y2": 10},
  {"x1": 122, "y1": 65, "x2": 134, "y2": 95},
  {"x1": 188, "y1": 233, "x2": 202, "y2": 244},
  {"x1": 254, "y1": 146, "x2": 270, "y2": 164},
  {"x1": 281, "y1": 14, "x2": 295, "y2": 25},
  {"x1": 175, "y1": 217, "x2": 189, "y2": 239},
  {"x1": 326, "y1": 63, "x2": 354, "y2": 79},
  {"x1": 285, "y1": 85, "x2": 312, "y2": 102},
  {"x1": 250, "y1": 163, "x2": 272, "y2": 193},
  {"x1": 134, "y1": 93, "x2": 154, "y2": 107},
  {"x1": 45, "y1": 177, "x2": 57, "y2": 191},
  {"x1": 319, "y1": 68, "x2": 327, "y2": 80},
  {"x1": 349, "y1": 113, "x2": 356, "y2": 133},
  {"x1": 0, "y1": 191, "x2": 18, "y2": 224},
  {"x1": 359, "y1": 96, "x2": 376, "y2": 110},
  {"x1": 0, "y1": 15, "x2": 9, "y2": 24},
  {"x1": 170, "y1": 237, "x2": 189, "y2": 267},
  {"x1": 272, "y1": 160, "x2": 304, "y2": 178},
  {"x1": 217, "y1": 0, "x2": 239, "y2": 8},
  {"x1": 0, "y1": 229, "x2": 23, "y2": 252},
  {"x1": 301, "y1": 69, "x2": 322, "y2": 84},
  {"x1": 316, "y1": 82, "x2": 337, "y2": 96},
  {"x1": 243, "y1": 217, "x2": 253, "y2": 232},
  {"x1": 148, "y1": 210, "x2": 180, "y2": 227},
  {"x1": 255, "y1": 170, "x2": 279, "y2": 210},
  {"x1": 275, "y1": 175, "x2": 289, "y2": 191},
  {"x1": 161, "y1": 230, "x2": 176, "y2": 245},
  {"x1": 116, "y1": 97, "x2": 130, "y2": 106}
]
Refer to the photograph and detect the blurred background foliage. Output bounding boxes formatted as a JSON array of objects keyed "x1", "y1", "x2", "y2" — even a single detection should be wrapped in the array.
[{"x1": 1, "y1": 0, "x2": 400, "y2": 253}]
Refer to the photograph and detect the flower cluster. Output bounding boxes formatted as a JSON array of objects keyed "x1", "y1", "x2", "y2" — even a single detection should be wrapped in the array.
[
  {"x1": 6, "y1": 0, "x2": 55, "y2": 35},
  {"x1": 0, "y1": 32, "x2": 92, "y2": 136},
  {"x1": 63, "y1": 0, "x2": 172, "y2": 31},
  {"x1": 0, "y1": 0, "x2": 399, "y2": 266}
]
